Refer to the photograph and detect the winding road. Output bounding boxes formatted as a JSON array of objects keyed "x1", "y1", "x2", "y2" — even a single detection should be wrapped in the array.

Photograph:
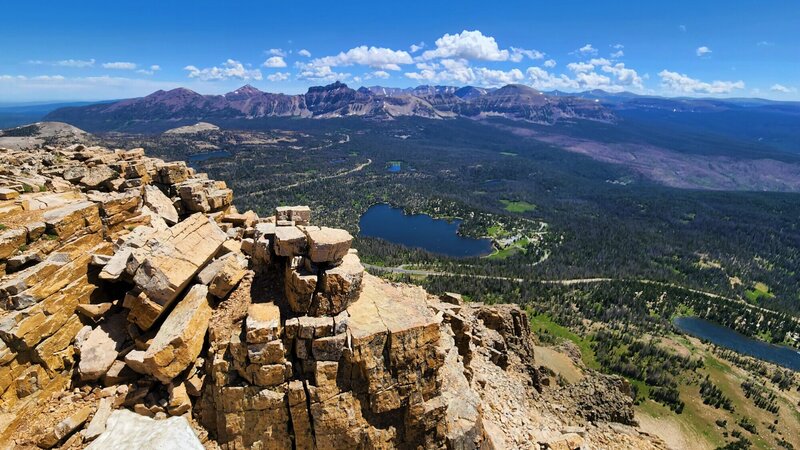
[{"x1": 243, "y1": 158, "x2": 372, "y2": 196}]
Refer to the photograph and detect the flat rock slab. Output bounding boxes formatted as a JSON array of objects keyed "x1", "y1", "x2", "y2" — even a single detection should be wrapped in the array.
[
  {"x1": 128, "y1": 213, "x2": 226, "y2": 329},
  {"x1": 143, "y1": 185, "x2": 179, "y2": 225},
  {"x1": 305, "y1": 226, "x2": 353, "y2": 263},
  {"x1": 86, "y1": 409, "x2": 204, "y2": 450},
  {"x1": 78, "y1": 313, "x2": 129, "y2": 381},
  {"x1": 246, "y1": 303, "x2": 282, "y2": 344},
  {"x1": 143, "y1": 284, "x2": 212, "y2": 383},
  {"x1": 274, "y1": 226, "x2": 307, "y2": 257}
]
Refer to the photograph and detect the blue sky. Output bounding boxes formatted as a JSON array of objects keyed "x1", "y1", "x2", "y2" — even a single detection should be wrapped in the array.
[{"x1": 1, "y1": 0, "x2": 797, "y2": 102}]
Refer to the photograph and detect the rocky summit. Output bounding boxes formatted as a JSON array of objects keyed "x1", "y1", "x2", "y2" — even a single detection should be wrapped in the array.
[{"x1": 0, "y1": 143, "x2": 665, "y2": 449}]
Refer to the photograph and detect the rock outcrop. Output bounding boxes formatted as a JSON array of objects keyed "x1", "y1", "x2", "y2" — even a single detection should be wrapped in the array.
[{"x1": 0, "y1": 142, "x2": 665, "y2": 449}]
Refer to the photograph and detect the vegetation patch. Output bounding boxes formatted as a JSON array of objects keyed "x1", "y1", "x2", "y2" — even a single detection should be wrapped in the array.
[{"x1": 500, "y1": 199, "x2": 536, "y2": 213}]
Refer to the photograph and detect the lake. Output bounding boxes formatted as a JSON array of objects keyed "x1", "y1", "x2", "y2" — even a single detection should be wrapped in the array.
[
  {"x1": 674, "y1": 316, "x2": 800, "y2": 371},
  {"x1": 187, "y1": 150, "x2": 232, "y2": 162},
  {"x1": 358, "y1": 204, "x2": 493, "y2": 258}
]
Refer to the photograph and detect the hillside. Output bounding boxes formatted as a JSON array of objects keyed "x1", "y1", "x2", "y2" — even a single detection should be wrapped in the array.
[{"x1": 0, "y1": 143, "x2": 668, "y2": 448}]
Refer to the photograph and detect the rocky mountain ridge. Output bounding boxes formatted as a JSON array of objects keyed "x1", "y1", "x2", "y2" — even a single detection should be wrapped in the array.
[
  {"x1": 43, "y1": 82, "x2": 614, "y2": 131},
  {"x1": 0, "y1": 141, "x2": 664, "y2": 449}
]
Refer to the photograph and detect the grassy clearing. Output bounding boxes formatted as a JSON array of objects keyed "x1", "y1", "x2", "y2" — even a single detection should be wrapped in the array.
[
  {"x1": 500, "y1": 199, "x2": 537, "y2": 213},
  {"x1": 745, "y1": 282, "x2": 774, "y2": 303},
  {"x1": 527, "y1": 311, "x2": 599, "y2": 369}
]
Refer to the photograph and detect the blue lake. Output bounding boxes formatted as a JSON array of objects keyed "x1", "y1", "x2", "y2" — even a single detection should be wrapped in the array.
[
  {"x1": 674, "y1": 316, "x2": 800, "y2": 371},
  {"x1": 358, "y1": 204, "x2": 493, "y2": 258},
  {"x1": 387, "y1": 163, "x2": 401, "y2": 173},
  {"x1": 187, "y1": 150, "x2": 232, "y2": 162}
]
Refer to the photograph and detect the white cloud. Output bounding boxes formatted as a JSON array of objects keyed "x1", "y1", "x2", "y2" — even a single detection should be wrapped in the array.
[
  {"x1": 136, "y1": 64, "x2": 161, "y2": 75},
  {"x1": 297, "y1": 65, "x2": 350, "y2": 82},
  {"x1": 298, "y1": 49, "x2": 312, "y2": 57},
  {"x1": 658, "y1": 70, "x2": 744, "y2": 94},
  {"x1": 612, "y1": 44, "x2": 624, "y2": 50},
  {"x1": 263, "y1": 56, "x2": 287, "y2": 68},
  {"x1": 269, "y1": 48, "x2": 286, "y2": 57},
  {"x1": 543, "y1": 59, "x2": 557, "y2": 68},
  {"x1": 371, "y1": 70, "x2": 390, "y2": 79},
  {"x1": 577, "y1": 44, "x2": 597, "y2": 55},
  {"x1": 267, "y1": 72, "x2": 291, "y2": 82},
  {"x1": 601, "y1": 62, "x2": 643, "y2": 89},
  {"x1": 102, "y1": 61, "x2": 137, "y2": 70},
  {"x1": 184, "y1": 59, "x2": 262, "y2": 81},
  {"x1": 0, "y1": 74, "x2": 185, "y2": 101},
  {"x1": 475, "y1": 67, "x2": 524, "y2": 86},
  {"x1": 409, "y1": 42, "x2": 425, "y2": 53},
  {"x1": 526, "y1": 67, "x2": 579, "y2": 90},
  {"x1": 611, "y1": 50, "x2": 624, "y2": 58},
  {"x1": 309, "y1": 46, "x2": 412, "y2": 70},
  {"x1": 509, "y1": 47, "x2": 545, "y2": 62},
  {"x1": 770, "y1": 84, "x2": 796, "y2": 93},
  {"x1": 421, "y1": 30, "x2": 510, "y2": 61},
  {"x1": 696, "y1": 46, "x2": 712, "y2": 57},
  {"x1": 29, "y1": 58, "x2": 96, "y2": 68},
  {"x1": 567, "y1": 62, "x2": 595, "y2": 73},
  {"x1": 757, "y1": 41, "x2": 775, "y2": 47}
]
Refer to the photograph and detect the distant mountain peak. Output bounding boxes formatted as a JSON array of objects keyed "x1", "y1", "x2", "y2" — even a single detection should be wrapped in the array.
[{"x1": 229, "y1": 84, "x2": 263, "y2": 96}]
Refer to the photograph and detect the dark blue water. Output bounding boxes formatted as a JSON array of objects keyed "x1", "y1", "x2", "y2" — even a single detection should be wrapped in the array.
[
  {"x1": 359, "y1": 204, "x2": 493, "y2": 258},
  {"x1": 674, "y1": 316, "x2": 800, "y2": 371},
  {"x1": 187, "y1": 150, "x2": 232, "y2": 162},
  {"x1": 387, "y1": 163, "x2": 401, "y2": 172}
]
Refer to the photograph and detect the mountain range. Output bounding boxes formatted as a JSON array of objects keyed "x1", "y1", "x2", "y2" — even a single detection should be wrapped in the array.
[{"x1": 44, "y1": 82, "x2": 616, "y2": 131}]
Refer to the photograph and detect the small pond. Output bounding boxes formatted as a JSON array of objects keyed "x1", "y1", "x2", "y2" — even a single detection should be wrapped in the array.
[
  {"x1": 674, "y1": 316, "x2": 800, "y2": 371},
  {"x1": 358, "y1": 204, "x2": 493, "y2": 258}
]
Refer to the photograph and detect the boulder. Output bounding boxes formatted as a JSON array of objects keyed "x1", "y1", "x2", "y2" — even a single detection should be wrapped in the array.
[
  {"x1": 86, "y1": 409, "x2": 204, "y2": 450},
  {"x1": 143, "y1": 185, "x2": 179, "y2": 225},
  {"x1": 276, "y1": 205, "x2": 311, "y2": 225},
  {"x1": 207, "y1": 252, "x2": 248, "y2": 298},
  {"x1": 78, "y1": 313, "x2": 129, "y2": 381},
  {"x1": 84, "y1": 396, "x2": 114, "y2": 441},
  {"x1": 314, "y1": 253, "x2": 364, "y2": 315},
  {"x1": 304, "y1": 226, "x2": 353, "y2": 263},
  {"x1": 273, "y1": 226, "x2": 307, "y2": 257},
  {"x1": 245, "y1": 303, "x2": 281, "y2": 344},
  {"x1": 285, "y1": 265, "x2": 317, "y2": 314},
  {"x1": 0, "y1": 228, "x2": 27, "y2": 260},
  {"x1": 127, "y1": 213, "x2": 226, "y2": 329},
  {"x1": 0, "y1": 187, "x2": 19, "y2": 200},
  {"x1": 80, "y1": 165, "x2": 118, "y2": 188},
  {"x1": 143, "y1": 284, "x2": 212, "y2": 383},
  {"x1": 38, "y1": 406, "x2": 93, "y2": 448}
]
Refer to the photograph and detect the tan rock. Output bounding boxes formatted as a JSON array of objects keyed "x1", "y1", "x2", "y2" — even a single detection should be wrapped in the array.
[
  {"x1": 80, "y1": 165, "x2": 118, "y2": 188},
  {"x1": 314, "y1": 253, "x2": 364, "y2": 315},
  {"x1": 124, "y1": 349, "x2": 148, "y2": 374},
  {"x1": 273, "y1": 225, "x2": 307, "y2": 257},
  {"x1": 143, "y1": 284, "x2": 212, "y2": 383},
  {"x1": 247, "y1": 339, "x2": 285, "y2": 365},
  {"x1": 143, "y1": 185, "x2": 179, "y2": 225},
  {"x1": 128, "y1": 213, "x2": 226, "y2": 329},
  {"x1": 246, "y1": 363, "x2": 287, "y2": 387},
  {"x1": 38, "y1": 405, "x2": 92, "y2": 448},
  {"x1": 285, "y1": 265, "x2": 317, "y2": 314},
  {"x1": 43, "y1": 201, "x2": 102, "y2": 241},
  {"x1": 275, "y1": 205, "x2": 311, "y2": 225},
  {"x1": 312, "y1": 333, "x2": 347, "y2": 361},
  {"x1": 0, "y1": 228, "x2": 27, "y2": 260},
  {"x1": 168, "y1": 382, "x2": 192, "y2": 415},
  {"x1": 156, "y1": 161, "x2": 190, "y2": 185},
  {"x1": 208, "y1": 252, "x2": 248, "y2": 298},
  {"x1": 245, "y1": 303, "x2": 281, "y2": 344},
  {"x1": 78, "y1": 313, "x2": 129, "y2": 381},
  {"x1": 84, "y1": 396, "x2": 114, "y2": 441},
  {"x1": 0, "y1": 187, "x2": 19, "y2": 200},
  {"x1": 288, "y1": 380, "x2": 314, "y2": 450},
  {"x1": 297, "y1": 315, "x2": 334, "y2": 339},
  {"x1": 305, "y1": 226, "x2": 353, "y2": 263}
]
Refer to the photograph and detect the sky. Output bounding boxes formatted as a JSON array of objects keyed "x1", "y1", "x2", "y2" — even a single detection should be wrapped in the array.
[{"x1": 0, "y1": 0, "x2": 798, "y2": 102}]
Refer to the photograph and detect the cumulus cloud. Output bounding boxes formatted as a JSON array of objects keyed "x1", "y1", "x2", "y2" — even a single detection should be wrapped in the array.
[
  {"x1": 297, "y1": 65, "x2": 349, "y2": 82},
  {"x1": 658, "y1": 70, "x2": 744, "y2": 94},
  {"x1": 421, "y1": 30, "x2": 510, "y2": 61},
  {"x1": 509, "y1": 47, "x2": 545, "y2": 62},
  {"x1": 184, "y1": 59, "x2": 262, "y2": 81},
  {"x1": 696, "y1": 46, "x2": 712, "y2": 57},
  {"x1": 28, "y1": 58, "x2": 96, "y2": 68},
  {"x1": 543, "y1": 59, "x2": 557, "y2": 68},
  {"x1": 577, "y1": 44, "x2": 597, "y2": 56},
  {"x1": 102, "y1": 62, "x2": 137, "y2": 70},
  {"x1": 526, "y1": 67, "x2": 579, "y2": 90},
  {"x1": 567, "y1": 62, "x2": 595, "y2": 73},
  {"x1": 601, "y1": 62, "x2": 643, "y2": 89},
  {"x1": 308, "y1": 46, "x2": 412, "y2": 71},
  {"x1": 267, "y1": 72, "x2": 291, "y2": 82},
  {"x1": 298, "y1": 49, "x2": 312, "y2": 57},
  {"x1": 371, "y1": 70, "x2": 390, "y2": 79},
  {"x1": 263, "y1": 56, "x2": 287, "y2": 68},
  {"x1": 475, "y1": 67, "x2": 524, "y2": 86},
  {"x1": 611, "y1": 50, "x2": 624, "y2": 58},
  {"x1": 770, "y1": 84, "x2": 796, "y2": 93},
  {"x1": 405, "y1": 58, "x2": 522, "y2": 87},
  {"x1": 136, "y1": 64, "x2": 161, "y2": 75},
  {"x1": 268, "y1": 48, "x2": 286, "y2": 57},
  {"x1": 409, "y1": 42, "x2": 425, "y2": 53}
]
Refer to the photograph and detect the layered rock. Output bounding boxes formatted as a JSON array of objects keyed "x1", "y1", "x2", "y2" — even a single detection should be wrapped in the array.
[{"x1": 0, "y1": 142, "x2": 665, "y2": 450}]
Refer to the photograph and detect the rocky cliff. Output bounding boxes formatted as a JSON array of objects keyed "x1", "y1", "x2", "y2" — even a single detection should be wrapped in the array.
[{"x1": 0, "y1": 143, "x2": 664, "y2": 449}]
